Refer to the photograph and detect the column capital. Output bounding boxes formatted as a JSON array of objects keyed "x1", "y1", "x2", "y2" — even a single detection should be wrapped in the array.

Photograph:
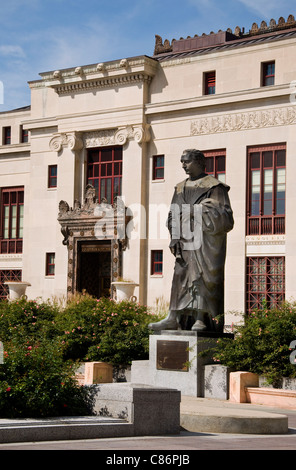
[{"x1": 49, "y1": 132, "x2": 83, "y2": 152}]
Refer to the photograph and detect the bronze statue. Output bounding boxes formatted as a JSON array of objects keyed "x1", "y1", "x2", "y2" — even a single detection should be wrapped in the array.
[{"x1": 149, "y1": 149, "x2": 234, "y2": 332}]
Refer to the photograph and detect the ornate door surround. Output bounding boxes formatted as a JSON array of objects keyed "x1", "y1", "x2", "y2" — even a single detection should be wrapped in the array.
[{"x1": 58, "y1": 184, "x2": 130, "y2": 298}]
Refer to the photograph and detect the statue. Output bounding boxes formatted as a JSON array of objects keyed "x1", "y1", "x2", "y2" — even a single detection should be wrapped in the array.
[{"x1": 149, "y1": 149, "x2": 234, "y2": 332}]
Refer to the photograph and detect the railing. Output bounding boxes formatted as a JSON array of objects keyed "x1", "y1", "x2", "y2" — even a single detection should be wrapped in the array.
[
  {"x1": 0, "y1": 239, "x2": 23, "y2": 254},
  {"x1": 248, "y1": 216, "x2": 285, "y2": 235}
]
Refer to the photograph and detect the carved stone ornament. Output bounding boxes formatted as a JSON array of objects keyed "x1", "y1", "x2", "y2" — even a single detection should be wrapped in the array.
[
  {"x1": 83, "y1": 124, "x2": 150, "y2": 148},
  {"x1": 49, "y1": 132, "x2": 83, "y2": 152},
  {"x1": 58, "y1": 184, "x2": 131, "y2": 251},
  {"x1": 191, "y1": 106, "x2": 296, "y2": 135},
  {"x1": 58, "y1": 184, "x2": 131, "y2": 297}
]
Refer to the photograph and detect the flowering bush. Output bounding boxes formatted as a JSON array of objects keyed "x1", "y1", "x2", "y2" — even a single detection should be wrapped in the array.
[
  {"x1": 0, "y1": 298, "x2": 59, "y2": 343},
  {"x1": 0, "y1": 294, "x2": 160, "y2": 417},
  {"x1": 208, "y1": 302, "x2": 296, "y2": 385},
  {"x1": 0, "y1": 336, "x2": 95, "y2": 418},
  {"x1": 56, "y1": 296, "x2": 157, "y2": 366}
]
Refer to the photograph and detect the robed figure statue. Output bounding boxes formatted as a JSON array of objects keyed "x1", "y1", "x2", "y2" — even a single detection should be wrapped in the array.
[{"x1": 149, "y1": 149, "x2": 234, "y2": 332}]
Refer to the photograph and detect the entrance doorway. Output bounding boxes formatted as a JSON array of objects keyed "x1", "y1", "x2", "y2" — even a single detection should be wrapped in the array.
[{"x1": 77, "y1": 241, "x2": 111, "y2": 298}]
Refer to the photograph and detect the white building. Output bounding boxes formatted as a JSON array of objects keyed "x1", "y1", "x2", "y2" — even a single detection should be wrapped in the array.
[{"x1": 1, "y1": 15, "x2": 296, "y2": 326}]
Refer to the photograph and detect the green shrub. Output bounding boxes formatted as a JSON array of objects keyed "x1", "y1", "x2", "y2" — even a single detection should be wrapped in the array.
[
  {"x1": 0, "y1": 298, "x2": 59, "y2": 343},
  {"x1": 0, "y1": 336, "x2": 95, "y2": 418},
  {"x1": 56, "y1": 296, "x2": 156, "y2": 366},
  {"x1": 209, "y1": 302, "x2": 296, "y2": 385},
  {"x1": 0, "y1": 294, "x2": 161, "y2": 418}
]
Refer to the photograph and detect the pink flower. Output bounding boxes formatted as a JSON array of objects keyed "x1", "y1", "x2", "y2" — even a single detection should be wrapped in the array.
[{"x1": 6, "y1": 387, "x2": 11, "y2": 392}]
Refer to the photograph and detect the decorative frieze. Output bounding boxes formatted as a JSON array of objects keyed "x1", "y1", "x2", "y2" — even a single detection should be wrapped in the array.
[
  {"x1": 190, "y1": 106, "x2": 296, "y2": 135},
  {"x1": 83, "y1": 125, "x2": 150, "y2": 148},
  {"x1": 246, "y1": 235, "x2": 285, "y2": 246}
]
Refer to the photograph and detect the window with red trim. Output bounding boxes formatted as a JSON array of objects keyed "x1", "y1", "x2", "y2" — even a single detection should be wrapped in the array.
[
  {"x1": 247, "y1": 144, "x2": 285, "y2": 235},
  {"x1": 0, "y1": 187, "x2": 24, "y2": 254},
  {"x1": 48, "y1": 165, "x2": 57, "y2": 188},
  {"x1": 151, "y1": 250, "x2": 163, "y2": 275},
  {"x1": 203, "y1": 149, "x2": 226, "y2": 182},
  {"x1": 262, "y1": 61, "x2": 275, "y2": 86},
  {"x1": 20, "y1": 126, "x2": 28, "y2": 143},
  {"x1": 87, "y1": 147, "x2": 122, "y2": 204},
  {"x1": 46, "y1": 253, "x2": 55, "y2": 276},
  {"x1": 152, "y1": 155, "x2": 164, "y2": 180},
  {"x1": 246, "y1": 256, "x2": 285, "y2": 312},
  {"x1": 204, "y1": 71, "x2": 216, "y2": 95},
  {"x1": 3, "y1": 127, "x2": 11, "y2": 145}
]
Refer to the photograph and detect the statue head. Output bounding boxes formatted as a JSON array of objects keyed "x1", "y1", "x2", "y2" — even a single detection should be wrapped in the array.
[
  {"x1": 181, "y1": 149, "x2": 206, "y2": 179},
  {"x1": 182, "y1": 149, "x2": 206, "y2": 170}
]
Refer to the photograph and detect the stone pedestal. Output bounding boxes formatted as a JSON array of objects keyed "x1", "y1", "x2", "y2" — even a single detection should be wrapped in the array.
[{"x1": 131, "y1": 330, "x2": 233, "y2": 397}]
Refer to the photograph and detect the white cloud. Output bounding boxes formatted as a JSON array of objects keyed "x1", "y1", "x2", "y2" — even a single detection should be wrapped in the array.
[
  {"x1": 236, "y1": 0, "x2": 294, "y2": 19},
  {"x1": 0, "y1": 45, "x2": 26, "y2": 58}
]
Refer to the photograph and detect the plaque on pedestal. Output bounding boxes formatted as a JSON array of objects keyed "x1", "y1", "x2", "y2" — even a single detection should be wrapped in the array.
[{"x1": 156, "y1": 340, "x2": 189, "y2": 371}]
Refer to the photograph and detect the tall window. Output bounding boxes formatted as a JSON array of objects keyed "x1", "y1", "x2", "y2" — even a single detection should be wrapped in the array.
[
  {"x1": 46, "y1": 253, "x2": 55, "y2": 276},
  {"x1": 152, "y1": 155, "x2": 164, "y2": 180},
  {"x1": 20, "y1": 126, "x2": 28, "y2": 143},
  {"x1": 3, "y1": 127, "x2": 11, "y2": 145},
  {"x1": 87, "y1": 147, "x2": 122, "y2": 204},
  {"x1": 246, "y1": 256, "x2": 285, "y2": 312},
  {"x1": 151, "y1": 250, "x2": 163, "y2": 275},
  {"x1": 48, "y1": 165, "x2": 57, "y2": 188},
  {"x1": 262, "y1": 61, "x2": 275, "y2": 86},
  {"x1": 0, "y1": 187, "x2": 24, "y2": 254},
  {"x1": 204, "y1": 149, "x2": 226, "y2": 183},
  {"x1": 247, "y1": 144, "x2": 285, "y2": 235},
  {"x1": 204, "y1": 71, "x2": 216, "y2": 95}
]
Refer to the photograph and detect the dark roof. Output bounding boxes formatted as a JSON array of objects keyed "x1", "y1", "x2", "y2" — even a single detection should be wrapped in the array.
[{"x1": 154, "y1": 14, "x2": 296, "y2": 61}]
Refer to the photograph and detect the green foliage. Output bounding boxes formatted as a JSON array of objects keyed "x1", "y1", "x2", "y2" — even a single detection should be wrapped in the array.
[
  {"x1": 0, "y1": 294, "x2": 159, "y2": 417},
  {"x1": 209, "y1": 303, "x2": 296, "y2": 385},
  {"x1": 56, "y1": 296, "x2": 155, "y2": 366},
  {"x1": 0, "y1": 336, "x2": 95, "y2": 418},
  {"x1": 0, "y1": 298, "x2": 59, "y2": 343}
]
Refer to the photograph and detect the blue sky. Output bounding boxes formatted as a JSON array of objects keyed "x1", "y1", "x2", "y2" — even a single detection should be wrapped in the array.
[{"x1": 0, "y1": 0, "x2": 295, "y2": 111}]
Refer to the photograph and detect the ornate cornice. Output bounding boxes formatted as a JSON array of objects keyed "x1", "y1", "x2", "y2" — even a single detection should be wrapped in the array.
[
  {"x1": 52, "y1": 73, "x2": 153, "y2": 95},
  {"x1": 191, "y1": 105, "x2": 296, "y2": 135},
  {"x1": 49, "y1": 132, "x2": 83, "y2": 152}
]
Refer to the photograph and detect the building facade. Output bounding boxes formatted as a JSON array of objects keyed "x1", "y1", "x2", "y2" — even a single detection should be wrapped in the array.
[{"x1": 1, "y1": 15, "x2": 296, "y2": 326}]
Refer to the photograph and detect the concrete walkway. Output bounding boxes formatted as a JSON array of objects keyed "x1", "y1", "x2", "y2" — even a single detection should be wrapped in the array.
[
  {"x1": 180, "y1": 396, "x2": 289, "y2": 434},
  {"x1": 0, "y1": 396, "x2": 296, "y2": 450}
]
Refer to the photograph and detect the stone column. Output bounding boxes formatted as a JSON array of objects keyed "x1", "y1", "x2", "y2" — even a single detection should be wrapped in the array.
[
  {"x1": 49, "y1": 131, "x2": 83, "y2": 206},
  {"x1": 49, "y1": 131, "x2": 83, "y2": 296}
]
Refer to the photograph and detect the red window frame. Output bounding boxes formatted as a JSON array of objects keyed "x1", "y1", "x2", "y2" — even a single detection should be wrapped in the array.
[
  {"x1": 46, "y1": 253, "x2": 55, "y2": 276},
  {"x1": 247, "y1": 143, "x2": 286, "y2": 235},
  {"x1": 246, "y1": 256, "x2": 285, "y2": 312},
  {"x1": 3, "y1": 127, "x2": 11, "y2": 145},
  {"x1": 0, "y1": 187, "x2": 24, "y2": 254},
  {"x1": 152, "y1": 155, "x2": 164, "y2": 180},
  {"x1": 87, "y1": 147, "x2": 122, "y2": 204},
  {"x1": 204, "y1": 71, "x2": 216, "y2": 95},
  {"x1": 48, "y1": 165, "x2": 57, "y2": 188},
  {"x1": 203, "y1": 149, "x2": 226, "y2": 181},
  {"x1": 262, "y1": 61, "x2": 275, "y2": 86},
  {"x1": 20, "y1": 126, "x2": 28, "y2": 143},
  {"x1": 0, "y1": 269, "x2": 22, "y2": 299},
  {"x1": 151, "y1": 250, "x2": 163, "y2": 275}
]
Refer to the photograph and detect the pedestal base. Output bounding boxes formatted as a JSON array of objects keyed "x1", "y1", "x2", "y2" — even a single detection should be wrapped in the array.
[{"x1": 131, "y1": 330, "x2": 233, "y2": 397}]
